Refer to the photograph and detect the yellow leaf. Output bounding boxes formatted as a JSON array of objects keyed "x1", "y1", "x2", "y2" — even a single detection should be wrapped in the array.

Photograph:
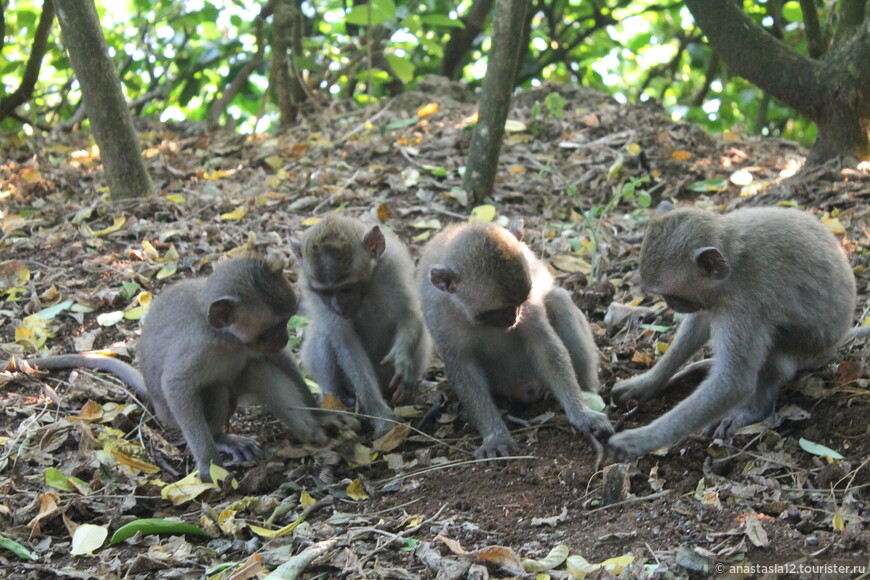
[
  {"x1": 70, "y1": 523, "x2": 108, "y2": 556},
  {"x1": 320, "y1": 393, "x2": 349, "y2": 411},
  {"x1": 136, "y1": 291, "x2": 153, "y2": 306},
  {"x1": 832, "y1": 512, "x2": 845, "y2": 531},
  {"x1": 417, "y1": 103, "x2": 440, "y2": 118},
  {"x1": 165, "y1": 194, "x2": 186, "y2": 204},
  {"x1": 21, "y1": 167, "x2": 42, "y2": 183},
  {"x1": 123, "y1": 306, "x2": 145, "y2": 320},
  {"x1": 220, "y1": 206, "x2": 247, "y2": 221},
  {"x1": 599, "y1": 555, "x2": 634, "y2": 574},
  {"x1": 91, "y1": 216, "x2": 127, "y2": 237},
  {"x1": 523, "y1": 544, "x2": 570, "y2": 572},
  {"x1": 373, "y1": 423, "x2": 410, "y2": 453},
  {"x1": 507, "y1": 165, "x2": 526, "y2": 175},
  {"x1": 300, "y1": 490, "x2": 317, "y2": 509},
  {"x1": 468, "y1": 204, "x2": 497, "y2": 222},
  {"x1": 504, "y1": 119, "x2": 526, "y2": 132},
  {"x1": 111, "y1": 450, "x2": 160, "y2": 474},
  {"x1": 141, "y1": 240, "x2": 160, "y2": 259},
  {"x1": 822, "y1": 214, "x2": 846, "y2": 235},
  {"x1": 346, "y1": 477, "x2": 369, "y2": 501},
  {"x1": 301, "y1": 216, "x2": 322, "y2": 226},
  {"x1": 626, "y1": 142, "x2": 642, "y2": 156},
  {"x1": 75, "y1": 400, "x2": 104, "y2": 422},
  {"x1": 248, "y1": 517, "x2": 303, "y2": 539},
  {"x1": 671, "y1": 150, "x2": 692, "y2": 161},
  {"x1": 203, "y1": 169, "x2": 232, "y2": 180},
  {"x1": 551, "y1": 254, "x2": 592, "y2": 274},
  {"x1": 161, "y1": 472, "x2": 217, "y2": 506},
  {"x1": 263, "y1": 155, "x2": 284, "y2": 171}
]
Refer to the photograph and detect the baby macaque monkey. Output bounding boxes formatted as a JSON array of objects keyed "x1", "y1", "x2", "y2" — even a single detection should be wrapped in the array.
[
  {"x1": 418, "y1": 221, "x2": 613, "y2": 458},
  {"x1": 291, "y1": 215, "x2": 431, "y2": 437},
  {"x1": 609, "y1": 204, "x2": 858, "y2": 459},
  {"x1": 25, "y1": 253, "x2": 328, "y2": 481}
]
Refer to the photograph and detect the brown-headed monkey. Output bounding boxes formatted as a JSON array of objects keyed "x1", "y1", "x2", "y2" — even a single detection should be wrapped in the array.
[
  {"x1": 291, "y1": 215, "x2": 431, "y2": 437},
  {"x1": 418, "y1": 221, "x2": 613, "y2": 458},
  {"x1": 609, "y1": 204, "x2": 858, "y2": 459}
]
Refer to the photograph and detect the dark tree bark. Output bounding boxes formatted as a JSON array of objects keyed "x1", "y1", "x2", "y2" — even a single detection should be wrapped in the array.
[
  {"x1": 441, "y1": 0, "x2": 493, "y2": 79},
  {"x1": 54, "y1": 0, "x2": 153, "y2": 198},
  {"x1": 464, "y1": 0, "x2": 527, "y2": 204},
  {"x1": 685, "y1": 0, "x2": 870, "y2": 164},
  {"x1": 0, "y1": 0, "x2": 56, "y2": 121},
  {"x1": 271, "y1": 0, "x2": 307, "y2": 125}
]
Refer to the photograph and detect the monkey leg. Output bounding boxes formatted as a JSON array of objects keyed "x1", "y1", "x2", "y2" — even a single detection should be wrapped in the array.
[
  {"x1": 301, "y1": 327, "x2": 355, "y2": 404},
  {"x1": 609, "y1": 323, "x2": 771, "y2": 459},
  {"x1": 204, "y1": 382, "x2": 262, "y2": 465},
  {"x1": 612, "y1": 312, "x2": 711, "y2": 406},
  {"x1": 545, "y1": 288, "x2": 600, "y2": 393},
  {"x1": 162, "y1": 377, "x2": 225, "y2": 481},
  {"x1": 242, "y1": 357, "x2": 328, "y2": 446},
  {"x1": 706, "y1": 353, "x2": 799, "y2": 439}
]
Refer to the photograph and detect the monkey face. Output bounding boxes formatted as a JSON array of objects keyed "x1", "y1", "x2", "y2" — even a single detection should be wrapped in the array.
[
  {"x1": 661, "y1": 294, "x2": 702, "y2": 313},
  {"x1": 316, "y1": 284, "x2": 365, "y2": 319},
  {"x1": 475, "y1": 304, "x2": 523, "y2": 328},
  {"x1": 248, "y1": 319, "x2": 292, "y2": 352}
]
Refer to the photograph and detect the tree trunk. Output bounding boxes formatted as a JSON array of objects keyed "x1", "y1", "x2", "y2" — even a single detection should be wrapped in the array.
[
  {"x1": 464, "y1": 0, "x2": 527, "y2": 204},
  {"x1": 442, "y1": 0, "x2": 493, "y2": 79},
  {"x1": 54, "y1": 0, "x2": 153, "y2": 199},
  {"x1": 685, "y1": 0, "x2": 870, "y2": 164},
  {"x1": 0, "y1": 0, "x2": 55, "y2": 121}
]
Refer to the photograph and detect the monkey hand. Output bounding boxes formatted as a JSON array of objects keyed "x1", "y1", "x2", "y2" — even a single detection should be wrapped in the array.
[
  {"x1": 474, "y1": 431, "x2": 518, "y2": 459},
  {"x1": 381, "y1": 348, "x2": 417, "y2": 404},
  {"x1": 611, "y1": 374, "x2": 664, "y2": 407},
  {"x1": 567, "y1": 409, "x2": 614, "y2": 440},
  {"x1": 214, "y1": 433, "x2": 263, "y2": 463},
  {"x1": 607, "y1": 427, "x2": 660, "y2": 461},
  {"x1": 319, "y1": 413, "x2": 362, "y2": 435}
]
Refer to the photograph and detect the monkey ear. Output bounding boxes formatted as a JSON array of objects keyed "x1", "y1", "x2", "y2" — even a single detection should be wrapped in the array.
[
  {"x1": 692, "y1": 247, "x2": 730, "y2": 280},
  {"x1": 656, "y1": 200, "x2": 676, "y2": 214},
  {"x1": 290, "y1": 239, "x2": 304, "y2": 263},
  {"x1": 208, "y1": 297, "x2": 240, "y2": 328},
  {"x1": 430, "y1": 265, "x2": 459, "y2": 293},
  {"x1": 507, "y1": 218, "x2": 525, "y2": 242},
  {"x1": 363, "y1": 226, "x2": 386, "y2": 259}
]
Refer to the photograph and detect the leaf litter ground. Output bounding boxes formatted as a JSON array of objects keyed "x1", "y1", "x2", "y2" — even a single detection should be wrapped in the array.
[{"x1": 1, "y1": 79, "x2": 869, "y2": 579}]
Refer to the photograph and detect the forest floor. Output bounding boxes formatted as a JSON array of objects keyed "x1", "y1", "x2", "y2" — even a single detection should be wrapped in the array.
[{"x1": 1, "y1": 78, "x2": 869, "y2": 579}]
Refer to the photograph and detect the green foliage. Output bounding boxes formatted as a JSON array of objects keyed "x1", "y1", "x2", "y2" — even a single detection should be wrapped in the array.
[{"x1": 0, "y1": 0, "x2": 829, "y2": 144}]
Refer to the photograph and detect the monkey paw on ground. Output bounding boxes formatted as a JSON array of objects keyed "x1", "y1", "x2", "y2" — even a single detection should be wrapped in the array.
[
  {"x1": 611, "y1": 375, "x2": 664, "y2": 406},
  {"x1": 703, "y1": 404, "x2": 770, "y2": 439},
  {"x1": 607, "y1": 427, "x2": 662, "y2": 461},
  {"x1": 567, "y1": 409, "x2": 615, "y2": 440},
  {"x1": 382, "y1": 349, "x2": 417, "y2": 400},
  {"x1": 474, "y1": 431, "x2": 519, "y2": 459},
  {"x1": 214, "y1": 433, "x2": 263, "y2": 463}
]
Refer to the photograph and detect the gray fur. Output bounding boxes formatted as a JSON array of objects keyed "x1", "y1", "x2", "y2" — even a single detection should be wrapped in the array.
[
  {"x1": 610, "y1": 206, "x2": 857, "y2": 459},
  {"x1": 292, "y1": 215, "x2": 431, "y2": 437},
  {"x1": 28, "y1": 254, "x2": 326, "y2": 481},
  {"x1": 418, "y1": 222, "x2": 613, "y2": 459}
]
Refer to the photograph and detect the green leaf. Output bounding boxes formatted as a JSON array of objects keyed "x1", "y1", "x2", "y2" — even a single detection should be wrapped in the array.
[
  {"x1": 110, "y1": 518, "x2": 207, "y2": 544},
  {"x1": 345, "y1": 0, "x2": 396, "y2": 26},
  {"x1": 385, "y1": 54, "x2": 415, "y2": 84},
  {"x1": 686, "y1": 178, "x2": 728, "y2": 193},
  {"x1": 419, "y1": 14, "x2": 464, "y2": 28},
  {"x1": 45, "y1": 467, "x2": 75, "y2": 491},
  {"x1": 581, "y1": 392, "x2": 606, "y2": 412},
  {"x1": 781, "y1": 1, "x2": 802, "y2": 22},
  {"x1": 0, "y1": 534, "x2": 38, "y2": 561},
  {"x1": 36, "y1": 300, "x2": 74, "y2": 320},
  {"x1": 799, "y1": 437, "x2": 844, "y2": 460},
  {"x1": 156, "y1": 262, "x2": 177, "y2": 280}
]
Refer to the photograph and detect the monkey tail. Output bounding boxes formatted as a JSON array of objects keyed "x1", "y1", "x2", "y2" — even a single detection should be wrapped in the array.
[{"x1": 23, "y1": 354, "x2": 148, "y2": 400}]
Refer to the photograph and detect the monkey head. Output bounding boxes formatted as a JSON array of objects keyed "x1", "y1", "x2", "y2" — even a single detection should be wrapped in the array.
[
  {"x1": 639, "y1": 206, "x2": 731, "y2": 313},
  {"x1": 428, "y1": 223, "x2": 532, "y2": 329},
  {"x1": 292, "y1": 215, "x2": 386, "y2": 319},
  {"x1": 206, "y1": 254, "x2": 297, "y2": 352}
]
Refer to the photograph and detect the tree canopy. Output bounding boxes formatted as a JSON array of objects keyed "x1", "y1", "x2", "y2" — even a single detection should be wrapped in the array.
[{"x1": 1, "y1": 0, "x2": 868, "y2": 161}]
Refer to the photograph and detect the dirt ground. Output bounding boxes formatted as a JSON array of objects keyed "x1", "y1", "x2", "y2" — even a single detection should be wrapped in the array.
[{"x1": 1, "y1": 79, "x2": 869, "y2": 579}]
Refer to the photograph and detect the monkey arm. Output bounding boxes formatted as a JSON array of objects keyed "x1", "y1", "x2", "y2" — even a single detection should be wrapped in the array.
[
  {"x1": 330, "y1": 322, "x2": 398, "y2": 436},
  {"x1": 609, "y1": 320, "x2": 771, "y2": 458},
  {"x1": 612, "y1": 312, "x2": 711, "y2": 405},
  {"x1": 519, "y1": 305, "x2": 612, "y2": 437},
  {"x1": 382, "y1": 313, "x2": 428, "y2": 391},
  {"x1": 444, "y1": 353, "x2": 517, "y2": 459}
]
